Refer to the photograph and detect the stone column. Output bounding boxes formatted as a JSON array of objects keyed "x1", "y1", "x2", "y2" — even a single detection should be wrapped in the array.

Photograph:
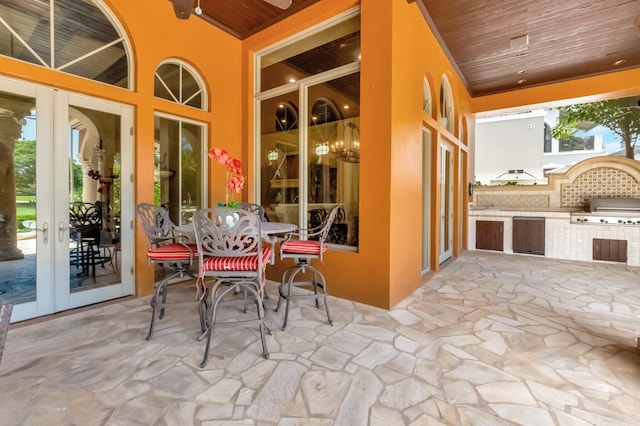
[{"x1": 0, "y1": 115, "x2": 24, "y2": 261}]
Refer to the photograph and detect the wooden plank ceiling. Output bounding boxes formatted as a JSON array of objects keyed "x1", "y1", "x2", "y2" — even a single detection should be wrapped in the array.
[
  {"x1": 178, "y1": 0, "x2": 640, "y2": 97},
  {"x1": 416, "y1": 0, "x2": 640, "y2": 97}
]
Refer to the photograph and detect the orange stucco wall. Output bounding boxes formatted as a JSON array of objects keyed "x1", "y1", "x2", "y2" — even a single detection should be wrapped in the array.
[{"x1": 241, "y1": 0, "x2": 474, "y2": 309}]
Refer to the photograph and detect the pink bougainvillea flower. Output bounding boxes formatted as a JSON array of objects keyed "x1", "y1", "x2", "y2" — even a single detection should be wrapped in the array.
[{"x1": 209, "y1": 147, "x2": 229, "y2": 165}]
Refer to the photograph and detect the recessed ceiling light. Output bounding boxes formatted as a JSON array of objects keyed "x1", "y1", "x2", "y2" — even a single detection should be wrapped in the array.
[
  {"x1": 343, "y1": 105, "x2": 349, "y2": 109},
  {"x1": 289, "y1": 78, "x2": 296, "y2": 83},
  {"x1": 516, "y1": 70, "x2": 526, "y2": 75},
  {"x1": 510, "y1": 35, "x2": 529, "y2": 50},
  {"x1": 613, "y1": 59, "x2": 626, "y2": 66},
  {"x1": 517, "y1": 79, "x2": 527, "y2": 84}
]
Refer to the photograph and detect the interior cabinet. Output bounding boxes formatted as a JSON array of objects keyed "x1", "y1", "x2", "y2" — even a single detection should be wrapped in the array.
[
  {"x1": 593, "y1": 239, "x2": 627, "y2": 263},
  {"x1": 513, "y1": 216, "x2": 545, "y2": 255},
  {"x1": 476, "y1": 220, "x2": 503, "y2": 251}
]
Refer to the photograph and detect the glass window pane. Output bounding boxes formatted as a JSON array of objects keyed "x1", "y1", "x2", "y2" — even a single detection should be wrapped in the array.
[
  {"x1": 423, "y1": 77, "x2": 432, "y2": 115},
  {"x1": 260, "y1": 15, "x2": 360, "y2": 92},
  {"x1": 54, "y1": 0, "x2": 121, "y2": 67},
  {"x1": 155, "y1": 63, "x2": 180, "y2": 102},
  {"x1": 308, "y1": 73, "x2": 360, "y2": 247},
  {"x1": 180, "y1": 122, "x2": 202, "y2": 223},
  {"x1": 181, "y1": 69, "x2": 203, "y2": 109},
  {"x1": 0, "y1": 1, "x2": 50, "y2": 65},
  {"x1": 154, "y1": 115, "x2": 204, "y2": 226},
  {"x1": 62, "y1": 41, "x2": 128, "y2": 88},
  {"x1": 259, "y1": 92, "x2": 300, "y2": 223}
]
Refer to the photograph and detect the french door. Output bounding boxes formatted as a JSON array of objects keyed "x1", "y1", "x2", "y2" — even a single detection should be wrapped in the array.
[
  {"x1": 439, "y1": 141, "x2": 454, "y2": 264},
  {"x1": 0, "y1": 76, "x2": 134, "y2": 322}
]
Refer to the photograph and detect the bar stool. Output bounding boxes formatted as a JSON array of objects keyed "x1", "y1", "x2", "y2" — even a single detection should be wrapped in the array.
[{"x1": 275, "y1": 204, "x2": 342, "y2": 330}]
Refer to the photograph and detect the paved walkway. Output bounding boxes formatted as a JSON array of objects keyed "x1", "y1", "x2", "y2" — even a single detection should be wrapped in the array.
[{"x1": 1, "y1": 251, "x2": 640, "y2": 425}]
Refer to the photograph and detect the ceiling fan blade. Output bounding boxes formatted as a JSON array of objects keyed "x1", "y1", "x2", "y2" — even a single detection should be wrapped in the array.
[
  {"x1": 172, "y1": 0, "x2": 194, "y2": 19},
  {"x1": 263, "y1": 0, "x2": 292, "y2": 10}
]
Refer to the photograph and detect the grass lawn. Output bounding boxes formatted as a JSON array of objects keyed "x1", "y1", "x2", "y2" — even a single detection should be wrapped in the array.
[{"x1": 16, "y1": 195, "x2": 36, "y2": 217}]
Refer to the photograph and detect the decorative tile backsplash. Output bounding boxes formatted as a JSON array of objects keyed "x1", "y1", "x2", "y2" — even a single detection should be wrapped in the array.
[
  {"x1": 476, "y1": 194, "x2": 549, "y2": 207},
  {"x1": 561, "y1": 167, "x2": 640, "y2": 207}
]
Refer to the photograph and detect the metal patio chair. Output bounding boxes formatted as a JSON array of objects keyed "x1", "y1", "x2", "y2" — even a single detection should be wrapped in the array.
[
  {"x1": 193, "y1": 207, "x2": 272, "y2": 368},
  {"x1": 136, "y1": 203, "x2": 204, "y2": 340},
  {"x1": 275, "y1": 203, "x2": 341, "y2": 330}
]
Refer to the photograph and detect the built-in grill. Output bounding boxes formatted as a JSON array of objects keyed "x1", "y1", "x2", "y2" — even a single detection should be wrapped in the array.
[{"x1": 570, "y1": 198, "x2": 640, "y2": 225}]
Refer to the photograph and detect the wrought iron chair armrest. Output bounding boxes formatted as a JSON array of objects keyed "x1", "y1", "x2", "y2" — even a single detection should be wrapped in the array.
[{"x1": 282, "y1": 224, "x2": 324, "y2": 241}]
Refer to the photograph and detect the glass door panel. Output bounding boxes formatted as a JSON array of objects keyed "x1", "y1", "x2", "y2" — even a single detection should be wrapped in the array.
[
  {"x1": 439, "y1": 142, "x2": 453, "y2": 263},
  {"x1": 58, "y1": 93, "x2": 133, "y2": 311},
  {"x1": 422, "y1": 129, "x2": 431, "y2": 272},
  {"x1": 67, "y1": 105, "x2": 122, "y2": 293},
  {"x1": 0, "y1": 90, "x2": 40, "y2": 312},
  {"x1": 259, "y1": 94, "x2": 300, "y2": 224}
]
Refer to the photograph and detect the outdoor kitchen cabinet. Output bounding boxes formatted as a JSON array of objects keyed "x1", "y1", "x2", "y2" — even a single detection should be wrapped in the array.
[
  {"x1": 513, "y1": 216, "x2": 545, "y2": 255},
  {"x1": 475, "y1": 220, "x2": 503, "y2": 251}
]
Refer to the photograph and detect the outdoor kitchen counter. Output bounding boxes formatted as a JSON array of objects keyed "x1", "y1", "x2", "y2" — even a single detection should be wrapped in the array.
[{"x1": 468, "y1": 206, "x2": 640, "y2": 267}]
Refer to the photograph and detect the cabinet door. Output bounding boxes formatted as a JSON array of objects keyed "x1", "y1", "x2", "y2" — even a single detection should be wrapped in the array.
[
  {"x1": 593, "y1": 239, "x2": 627, "y2": 263},
  {"x1": 476, "y1": 220, "x2": 503, "y2": 251},
  {"x1": 513, "y1": 217, "x2": 545, "y2": 255}
]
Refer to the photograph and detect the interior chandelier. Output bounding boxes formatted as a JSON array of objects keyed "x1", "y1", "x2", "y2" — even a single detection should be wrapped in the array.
[{"x1": 331, "y1": 121, "x2": 360, "y2": 164}]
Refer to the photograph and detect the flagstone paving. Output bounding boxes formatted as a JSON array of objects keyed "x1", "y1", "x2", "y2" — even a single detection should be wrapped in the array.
[{"x1": 1, "y1": 250, "x2": 640, "y2": 425}]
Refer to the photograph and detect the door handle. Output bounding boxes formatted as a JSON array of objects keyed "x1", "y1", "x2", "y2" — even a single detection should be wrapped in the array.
[
  {"x1": 59, "y1": 222, "x2": 69, "y2": 242},
  {"x1": 35, "y1": 222, "x2": 48, "y2": 243}
]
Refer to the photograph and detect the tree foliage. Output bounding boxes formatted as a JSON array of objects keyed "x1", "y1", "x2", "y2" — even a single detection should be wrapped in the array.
[
  {"x1": 552, "y1": 96, "x2": 640, "y2": 159},
  {"x1": 14, "y1": 139, "x2": 36, "y2": 195}
]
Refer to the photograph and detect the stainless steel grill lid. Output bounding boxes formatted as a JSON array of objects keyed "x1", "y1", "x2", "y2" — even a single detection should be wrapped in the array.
[{"x1": 589, "y1": 198, "x2": 640, "y2": 213}]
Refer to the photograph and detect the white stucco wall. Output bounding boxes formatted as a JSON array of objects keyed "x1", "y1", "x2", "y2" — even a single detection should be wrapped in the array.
[{"x1": 475, "y1": 111, "x2": 546, "y2": 185}]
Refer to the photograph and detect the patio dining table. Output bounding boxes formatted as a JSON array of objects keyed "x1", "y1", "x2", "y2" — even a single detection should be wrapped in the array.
[{"x1": 175, "y1": 221, "x2": 297, "y2": 241}]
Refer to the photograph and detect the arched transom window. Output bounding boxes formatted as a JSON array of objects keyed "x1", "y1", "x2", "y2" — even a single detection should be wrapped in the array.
[
  {"x1": 423, "y1": 76, "x2": 432, "y2": 116},
  {"x1": 154, "y1": 60, "x2": 207, "y2": 110},
  {"x1": 0, "y1": 0, "x2": 132, "y2": 89},
  {"x1": 440, "y1": 75, "x2": 455, "y2": 134}
]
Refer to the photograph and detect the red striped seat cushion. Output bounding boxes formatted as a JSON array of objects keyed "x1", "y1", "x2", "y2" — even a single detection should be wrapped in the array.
[
  {"x1": 281, "y1": 240, "x2": 326, "y2": 255},
  {"x1": 201, "y1": 247, "x2": 271, "y2": 271},
  {"x1": 147, "y1": 243, "x2": 197, "y2": 261}
]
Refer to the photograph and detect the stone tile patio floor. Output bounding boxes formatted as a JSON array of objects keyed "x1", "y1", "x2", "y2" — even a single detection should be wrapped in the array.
[{"x1": 1, "y1": 250, "x2": 640, "y2": 425}]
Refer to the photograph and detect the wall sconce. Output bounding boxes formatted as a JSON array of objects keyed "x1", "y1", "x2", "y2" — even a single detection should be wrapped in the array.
[
  {"x1": 267, "y1": 149, "x2": 279, "y2": 161},
  {"x1": 315, "y1": 142, "x2": 329, "y2": 155}
]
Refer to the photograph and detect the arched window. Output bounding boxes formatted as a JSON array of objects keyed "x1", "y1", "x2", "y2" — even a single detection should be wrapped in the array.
[
  {"x1": 423, "y1": 76, "x2": 432, "y2": 116},
  {"x1": 0, "y1": 0, "x2": 132, "y2": 89},
  {"x1": 275, "y1": 101, "x2": 298, "y2": 131},
  {"x1": 544, "y1": 123, "x2": 552, "y2": 153},
  {"x1": 440, "y1": 75, "x2": 455, "y2": 134},
  {"x1": 154, "y1": 60, "x2": 207, "y2": 110},
  {"x1": 311, "y1": 97, "x2": 341, "y2": 124}
]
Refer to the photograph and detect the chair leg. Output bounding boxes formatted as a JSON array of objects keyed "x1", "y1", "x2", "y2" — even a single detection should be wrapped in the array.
[
  {"x1": 277, "y1": 263, "x2": 333, "y2": 330},
  {"x1": 256, "y1": 296, "x2": 269, "y2": 359},
  {"x1": 146, "y1": 281, "x2": 165, "y2": 340},
  {"x1": 312, "y1": 269, "x2": 320, "y2": 309},
  {"x1": 200, "y1": 291, "x2": 219, "y2": 368},
  {"x1": 159, "y1": 279, "x2": 169, "y2": 319},
  {"x1": 316, "y1": 272, "x2": 333, "y2": 326}
]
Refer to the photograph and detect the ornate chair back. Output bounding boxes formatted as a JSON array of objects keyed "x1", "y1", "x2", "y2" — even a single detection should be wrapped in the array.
[{"x1": 191, "y1": 207, "x2": 271, "y2": 367}]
